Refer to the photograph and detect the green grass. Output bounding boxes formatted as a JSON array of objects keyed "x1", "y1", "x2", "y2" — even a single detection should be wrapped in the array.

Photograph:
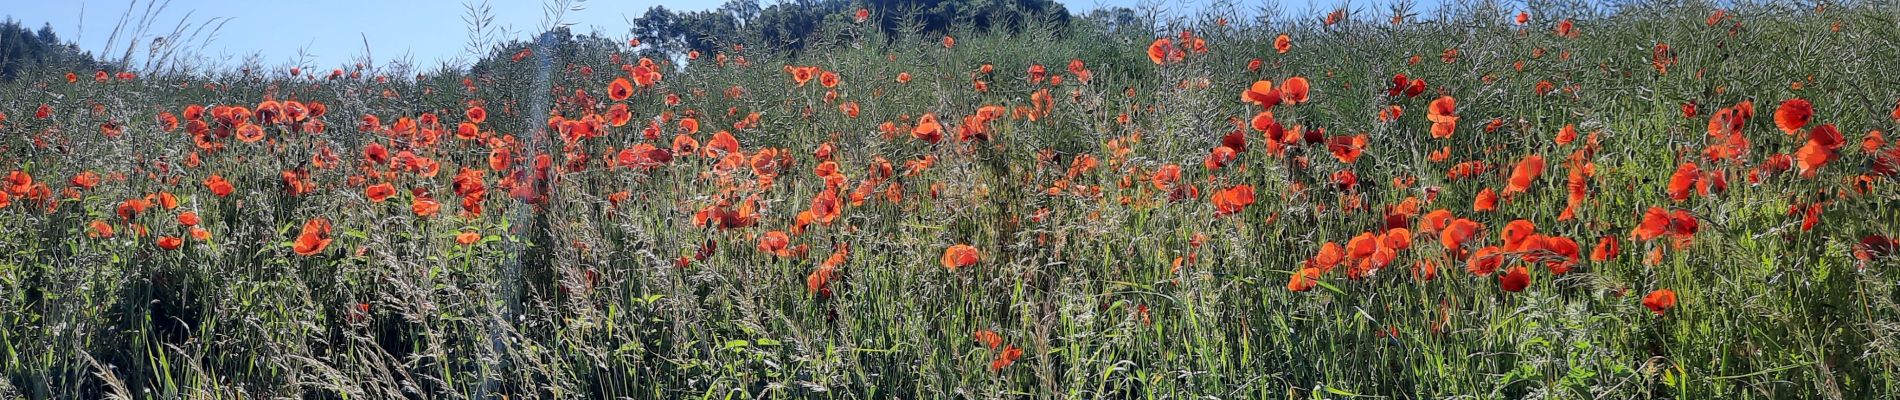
[{"x1": 3, "y1": 1, "x2": 1900, "y2": 398}]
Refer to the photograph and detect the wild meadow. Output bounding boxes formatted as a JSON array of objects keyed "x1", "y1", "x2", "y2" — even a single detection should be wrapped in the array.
[{"x1": 3, "y1": 0, "x2": 1900, "y2": 398}]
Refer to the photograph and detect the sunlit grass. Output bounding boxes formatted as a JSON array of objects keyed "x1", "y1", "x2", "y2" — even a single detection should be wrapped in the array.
[{"x1": 3, "y1": 1, "x2": 1900, "y2": 399}]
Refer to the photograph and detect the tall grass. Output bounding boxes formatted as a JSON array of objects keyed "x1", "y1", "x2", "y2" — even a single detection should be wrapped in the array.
[{"x1": 3, "y1": 0, "x2": 1900, "y2": 398}]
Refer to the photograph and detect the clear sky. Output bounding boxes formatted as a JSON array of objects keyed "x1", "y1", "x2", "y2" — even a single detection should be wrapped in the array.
[{"x1": 1, "y1": 0, "x2": 1404, "y2": 71}]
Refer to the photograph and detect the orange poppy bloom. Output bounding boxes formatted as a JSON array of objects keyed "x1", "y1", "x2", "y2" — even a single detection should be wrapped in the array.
[
  {"x1": 1274, "y1": 34, "x2": 1292, "y2": 53},
  {"x1": 990, "y1": 345, "x2": 1022, "y2": 371},
  {"x1": 88, "y1": 220, "x2": 114, "y2": 238},
  {"x1": 1774, "y1": 98, "x2": 1812, "y2": 135},
  {"x1": 810, "y1": 188, "x2": 842, "y2": 224},
  {"x1": 1502, "y1": 155, "x2": 1545, "y2": 195},
  {"x1": 1307, "y1": 242, "x2": 1344, "y2": 272},
  {"x1": 1282, "y1": 77, "x2": 1310, "y2": 104},
  {"x1": 70, "y1": 171, "x2": 100, "y2": 190},
  {"x1": 177, "y1": 211, "x2": 200, "y2": 227},
  {"x1": 293, "y1": 217, "x2": 333, "y2": 256},
  {"x1": 1473, "y1": 187, "x2": 1498, "y2": 212},
  {"x1": 1590, "y1": 236, "x2": 1619, "y2": 261},
  {"x1": 117, "y1": 198, "x2": 151, "y2": 221},
  {"x1": 1211, "y1": 185, "x2": 1255, "y2": 216},
  {"x1": 234, "y1": 123, "x2": 265, "y2": 143},
  {"x1": 941, "y1": 244, "x2": 980, "y2": 269},
  {"x1": 787, "y1": 66, "x2": 816, "y2": 86},
  {"x1": 1147, "y1": 38, "x2": 1180, "y2": 65},
  {"x1": 1327, "y1": 134, "x2": 1366, "y2": 164},
  {"x1": 412, "y1": 195, "x2": 441, "y2": 217},
  {"x1": 1554, "y1": 19, "x2": 1578, "y2": 38},
  {"x1": 157, "y1": 235, "x2": 183, "y2": 250},
  {"x1": 203, "y1": 175, "x2": 234, "y2": 197},
  {"x1": 1287, "y1": 267, "x2": 1322, "y2": 292},
  {"x1": 608, "y1": 77, "x2": 634, "y2": 101},
  {"x1": 1795, "y1": 124, "x2": 1843, "y2": 177},
  {"x1": 1642, "y1": 288, "x2": 1677, "y2": 314},
  {"x1": 1427, "y1": 96, "x2": 1458, "y2": 138},
  {"x1": 1466, "y1": 246, "x2": 1504, "y2": 276},
  {"x1": 1500, "y1": 219, "x2": 1537, "y2": 251},
  {"x1": 456, "y1": 231, "x2": 481, "y2": 246},
  {"x1": 973, "y1": 330, "x2": 1003, "y2": 349},
  {"x1": 912, "y1": 114, "x2": 944, "y2": 143},
  {"x1": 819, "y1": 71, "x2": 840, "y2": 88},
  {"x1": 465, "y1": 106, "x2": 486, "y2": 124},
  {"x1": 365, "y1": 183, "x2": 396, "y2": 203},
  {"x1": 758, "y1": 231, "x2": 796, "y2": 257},
  {"x1": 1666, "y1": 162, "x2": 1700, "y2": 201},
  {"x1": 1554, "y1": 124, "x2": 1577, "y2": 145},
  {"x1": 1150, "y1": 164, "x2": 1183, "y2": 190}
]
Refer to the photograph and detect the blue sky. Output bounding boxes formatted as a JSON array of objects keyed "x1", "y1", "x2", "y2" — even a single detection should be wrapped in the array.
[{"x1": 3, "y1": 0, "x2": 1408, "y2": 70}]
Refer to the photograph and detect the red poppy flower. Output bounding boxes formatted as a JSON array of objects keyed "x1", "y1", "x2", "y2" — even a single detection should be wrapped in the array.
[
  {"x1": 1856, "y1": 235, "x2": 1896, "y2": 263},
  {"x1": 1503, "y1": 155, "x2": 1545, "y2": 195},
  {"x1": 203, "y1": 175, "x2": 234, "y2": 197},
  {"x1": 1774, "y1": 98, "x2": 1812, "y2": 135},
  {"x1": 1554, "y1": 124, "x2": 1577, "y2": 145},
  {"x1": 1466, "y1": 246, "x2": 1504, "y2": 276},
  {"x1": 234, "y1": 123, "x2": 265, "y2": 143},
  {"x1": 1282, "y1": 76, "x2": 1310, "y2": 104},
  {"x1": 465, "y1": 106, "x2": 487, "y2": 124},
  {"x1": 1428, "y1": 96, "x2": 1458, "y2": 138},
  {"x1": 819, "y1": 71, "x2": 840, "y2": 88},
  {"x1": 758, "y1": 231, "x2": 796, "y2": 257},
  {"x1": 990, "y1": 345, "x2": 1023, "y2": 371},
  {"x1": 1632, "y1": 207, "x2": 1671, "y2": 241},
  {"x1": 88, "y1": 220, "x2": 114, "y2": 238},
  {"x1": 1327, "y1": 134, "x2": 1366, "y2": 164},
  {"x1": 157, "y1": 236, "x2": 183, "y2": 250},
  {"x1": 1211, "y1": 185, "x2": 1255, "y2": 216},
  {"x1": 1642, "y1": 288, "x2": 1677, "y2": 314},
  {"x1": 608, "y1": 77, "x2": 633, "y2": 101},
  {"x1": 1590, "y1": 236, "x2": 1619, "y2": 261},
  {"x1": 1667, "y1": 162, "x2": 1700, "y2": 201},
  {"x1": 973, "y1": 330, "x2": 1003, "y2": 349},
  {"x1": 1241, "y1": 80, "x2": 1280, "y2": 107},
  {"x1": 941, "y1": 244, "x2": 981, "y2": 269},
  {"x1": 1440, "y1": 218, "x2": 1483, "y2": 254},
  {"x1": 70, "y1": 171, "x2": 100, "y2": 190},
  {"x1": 293, "y1": 218, "x2": 333, "y2": 256},
  {"x1": 911, "y1": 114, "x2": 944, "y2": 144},
  {"x1": 1287, "y1": 267, "x2": 1322, "y2": 292},
  {"x1": 1500, "y1": 219, "x2": 1537, "y2": 251},
  {"x1": 1473, "y1": 187, "x2": 1498, "y2": 212},
  {"x1": 1499, "y1": 265, "x2": 1531, "y2": 292},
  {"x1": 365, "y1": 183, "x2": 396, "y2": 203},
  {"x1": 1147, "y1": 38, "x2": 1180, "y2": 65},
  {"x1": 1796, "y1": 124, "x2": 1843, "y2": 177}
]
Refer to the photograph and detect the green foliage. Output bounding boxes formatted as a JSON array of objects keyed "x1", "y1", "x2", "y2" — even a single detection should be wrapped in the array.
[
  {"x1": 4, "y1": 1, "x2": 1900, "y2": 399},
  {"x1": 0, "y1": 19, "x2": 100, "y2": 81}
]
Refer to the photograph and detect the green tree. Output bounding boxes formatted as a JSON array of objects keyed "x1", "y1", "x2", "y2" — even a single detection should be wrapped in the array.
[{"x1": 0, "y1": 19, "x2": 101, "y2": 81}]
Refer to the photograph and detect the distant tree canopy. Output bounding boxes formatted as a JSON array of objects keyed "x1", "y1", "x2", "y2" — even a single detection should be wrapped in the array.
[
  {"x1": 0, "y1": 18, "x2": 101, "y2": 81},
  {"x1": 466, "y1": 26, "x2": 623, "y2": 77},
  {"x1": 629, "y1": 0, "x2": 1073, "y2": 56}
]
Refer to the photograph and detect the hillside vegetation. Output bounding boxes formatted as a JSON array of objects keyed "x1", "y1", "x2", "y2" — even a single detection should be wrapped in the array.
[{"x1": 4, "y1": 1, "x2": 1900, "y2": 398}]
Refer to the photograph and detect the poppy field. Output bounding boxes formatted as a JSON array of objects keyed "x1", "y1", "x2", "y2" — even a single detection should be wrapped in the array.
[{"x1": 4, "y1": 1, "x2": 1900, "y2": 398}]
